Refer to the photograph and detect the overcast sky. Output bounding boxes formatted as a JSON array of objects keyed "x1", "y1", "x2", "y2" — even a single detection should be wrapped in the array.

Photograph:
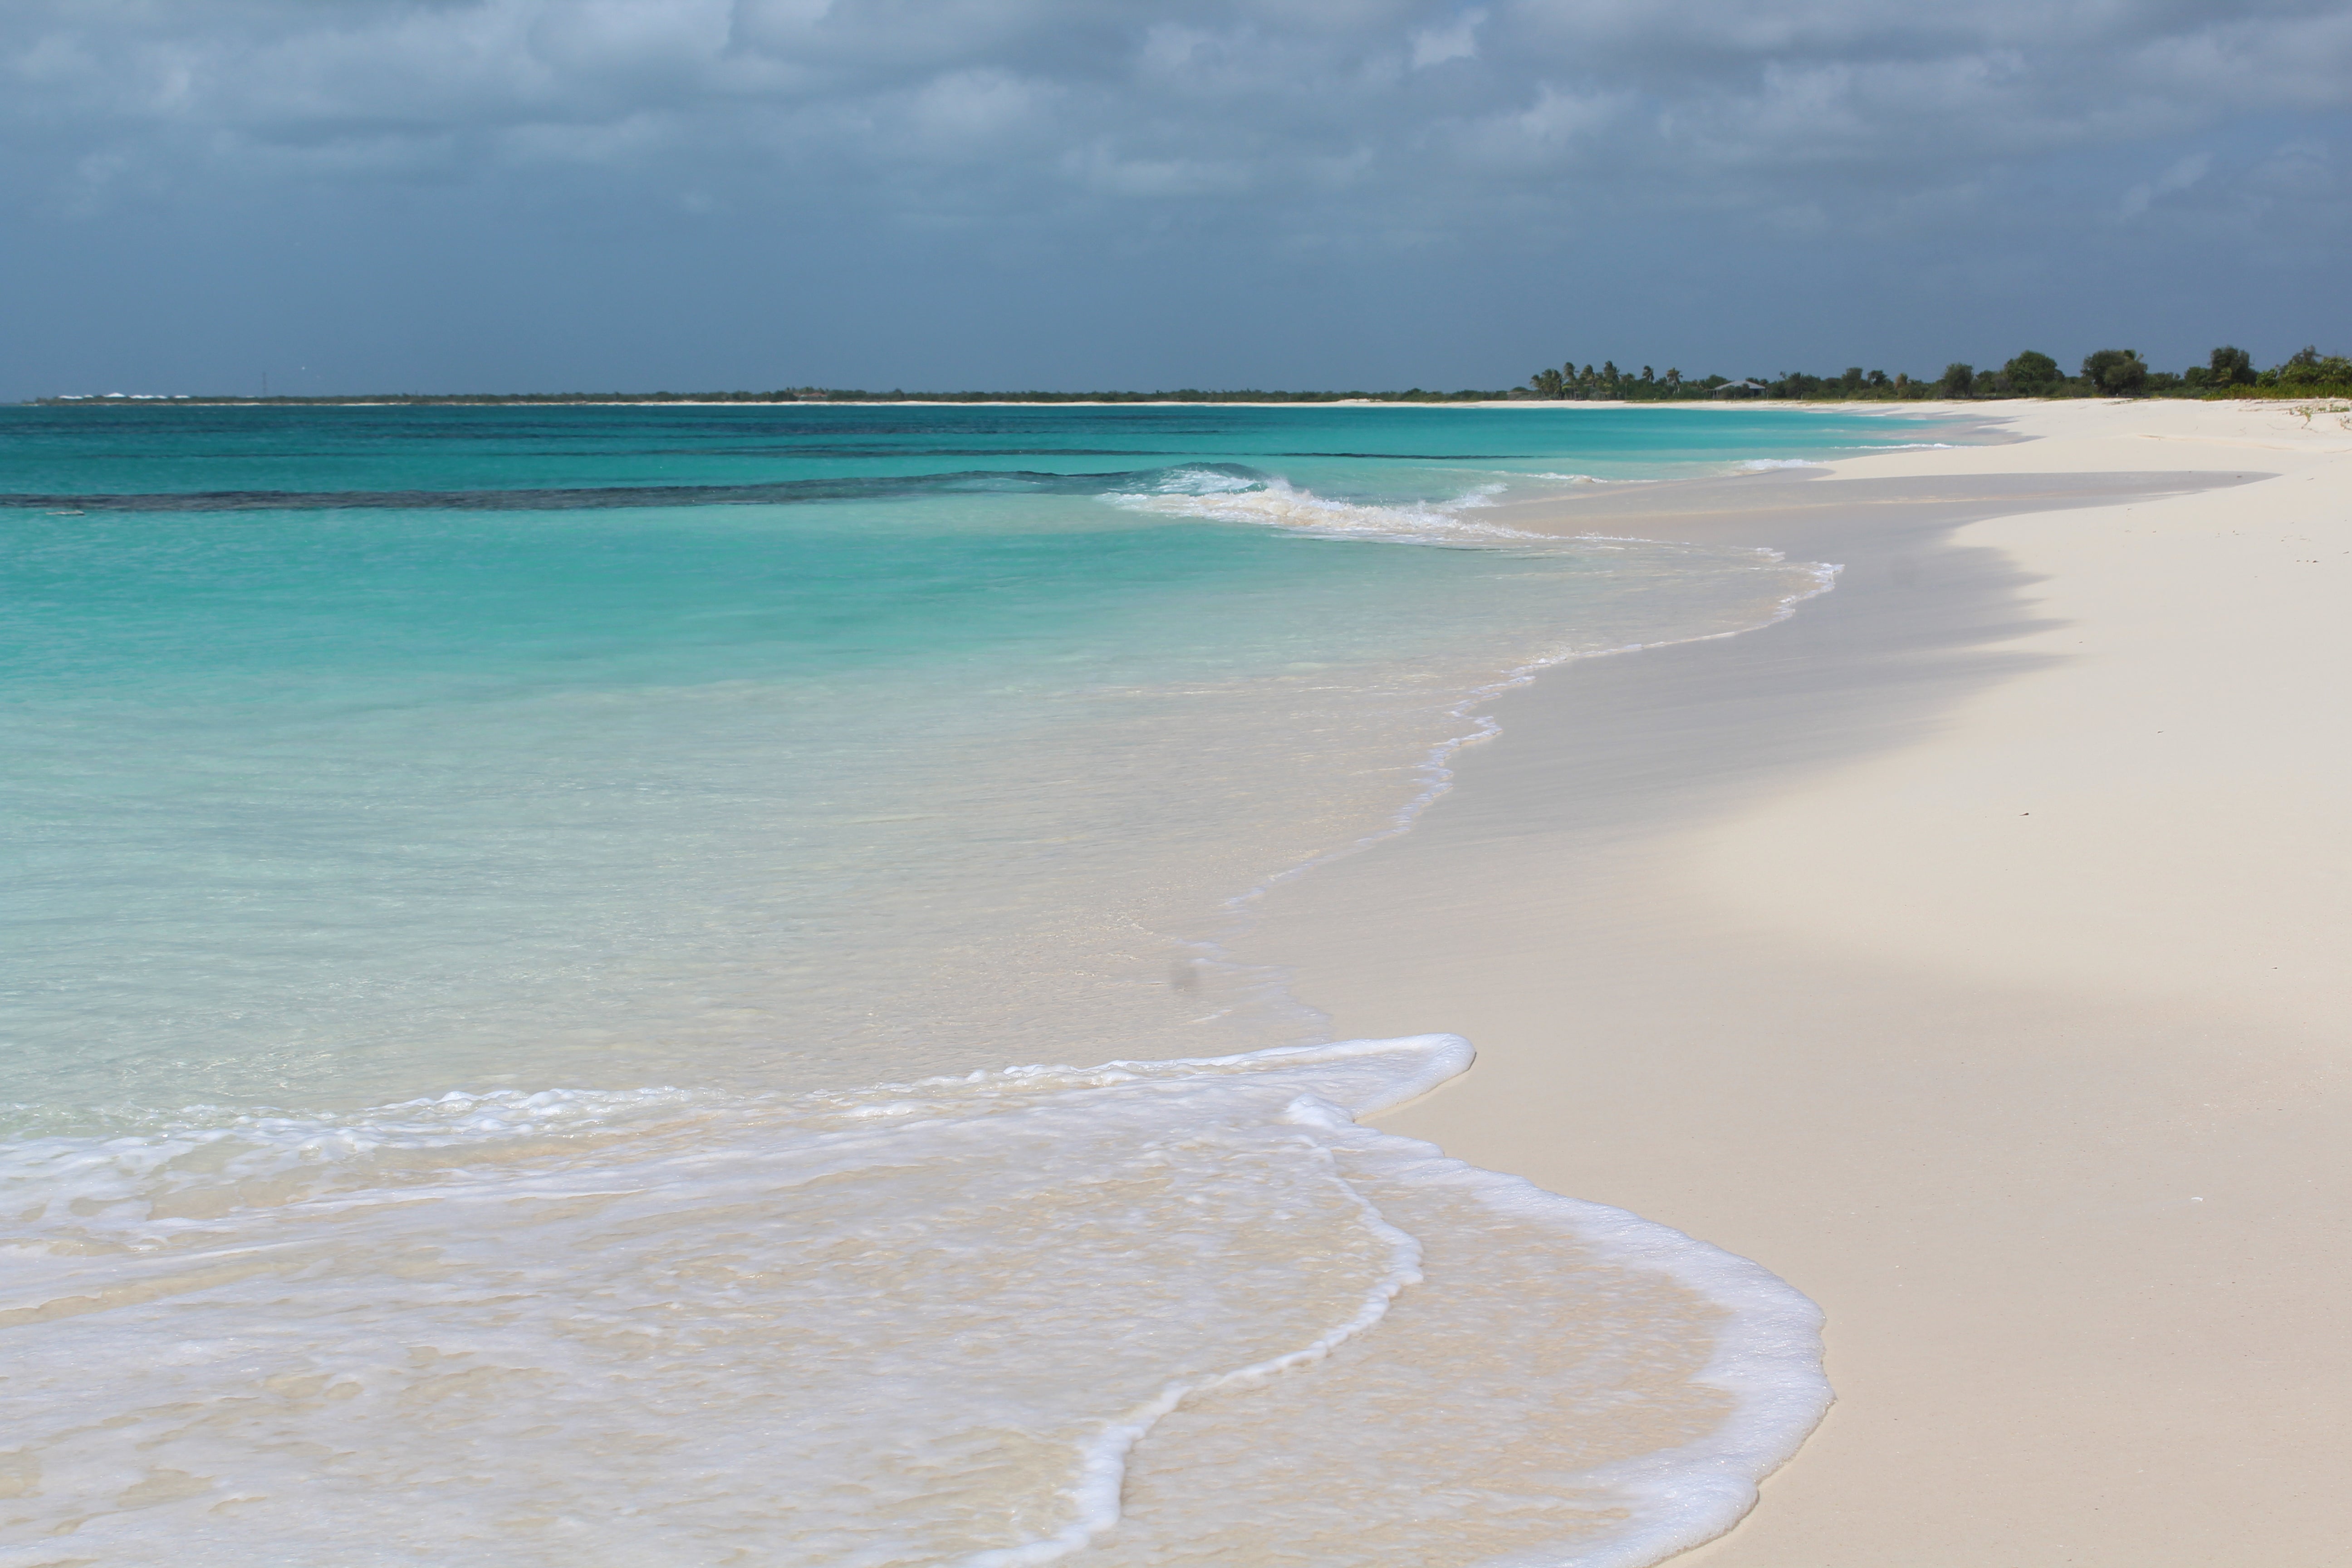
[{"x1": 4, "y1": 0, "x2": 2347, "y2": 397}]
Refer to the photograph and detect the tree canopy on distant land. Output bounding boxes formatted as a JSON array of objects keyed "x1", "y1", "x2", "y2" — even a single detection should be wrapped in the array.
[
  {"x1": 2004, "y1": 351, "x2": 2063, "y2": 394},
  {"x1": 2082, "y1": 349, "x2": 2147, "y2": 396},
  {"x1": 1499, "y1": 342, "x2": 2352, "y2": 402},
  {"x1": 2273, "y1": 345, "x2": 2352, "y2": 389},
  {"x1": 2207, "y1": 345, "x2": 2256, "y2": 387}
]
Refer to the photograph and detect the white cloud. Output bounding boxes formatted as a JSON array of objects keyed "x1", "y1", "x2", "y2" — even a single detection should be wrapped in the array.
[
  {"x1": 2122, "y1": 150, "x2": 2212, "y2": 218},
  {"x1": 0, "y1": 0, "x2": 2346, "y2": 238},
  {"x1": 1409, "y1": 9, "x2": 1483, "y2": 69},
  {"x1": 898, "y1": 68, "x2": 1052, "y2": 151},
  {"x1": 1454, "y1": 83, "x2": 1628, "y2": 168},
  {"x1": 1062, "y1": 142, "x2": 1254, "y2": 198}
]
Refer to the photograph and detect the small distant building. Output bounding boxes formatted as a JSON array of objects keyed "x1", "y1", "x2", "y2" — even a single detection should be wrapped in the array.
[{"x1": 1711, "y1": 380, "x2": 1767, "y2": 399}]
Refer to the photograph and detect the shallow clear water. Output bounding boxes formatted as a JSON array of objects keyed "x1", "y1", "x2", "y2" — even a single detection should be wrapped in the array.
[{"x1": 0, "y1": 403, "x2": 1936, "y2": 1564}]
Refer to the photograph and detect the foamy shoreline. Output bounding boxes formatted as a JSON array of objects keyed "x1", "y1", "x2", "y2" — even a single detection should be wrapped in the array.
[{"x1": 1240, "y1": 399, "x2": 2352, "y2": 1563}]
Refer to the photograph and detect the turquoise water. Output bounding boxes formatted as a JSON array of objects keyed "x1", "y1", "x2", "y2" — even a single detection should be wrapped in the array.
[
  {"x1": 0, "y1": 399, "x2": 1920, "y2": 498},
  {"x1": 0, "y1": 403, "x2": 1932, "y2": 1565}
]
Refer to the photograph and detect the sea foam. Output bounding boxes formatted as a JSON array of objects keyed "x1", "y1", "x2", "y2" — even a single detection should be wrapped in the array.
[
  {"x1": 0, "y1": 1035, "x2": 1826, "y2": 1568},
  {"x1": 1105, "y1": 471, "x2": 1536, "y2": 545}
]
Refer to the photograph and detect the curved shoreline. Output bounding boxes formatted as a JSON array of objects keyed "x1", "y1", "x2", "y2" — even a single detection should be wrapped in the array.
[{"x1": 1242, "y1": 400, "x2": 2352, "y2": 1563}]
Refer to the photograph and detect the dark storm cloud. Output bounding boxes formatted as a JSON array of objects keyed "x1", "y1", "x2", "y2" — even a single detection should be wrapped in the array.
[{"x1": 4, "y1": 2, "x2": 2347, "y2": 393}]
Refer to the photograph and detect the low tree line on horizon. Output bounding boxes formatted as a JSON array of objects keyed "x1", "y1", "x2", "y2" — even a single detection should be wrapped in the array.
[
  {"x1": 32, "y1": 345, "x2": 2350, "y2": 407},
  {"x1": 1521, "y1": 344, "x2": 2352, "y2": 402}
]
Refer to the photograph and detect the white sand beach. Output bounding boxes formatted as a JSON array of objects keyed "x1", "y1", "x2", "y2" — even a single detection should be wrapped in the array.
[{"x1": 1237, "y1": 398, "x2": 2352, "y2": 1563}]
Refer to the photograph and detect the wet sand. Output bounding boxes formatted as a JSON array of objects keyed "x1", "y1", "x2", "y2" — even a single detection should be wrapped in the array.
[{"x1": 1238, "y1": 399, "x2": 2352, "y2": 1563}]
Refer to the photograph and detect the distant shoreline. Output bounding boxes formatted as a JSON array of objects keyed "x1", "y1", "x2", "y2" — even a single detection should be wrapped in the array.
[
  {"x1": 27, "y1": 392, "x2": 2332, "y2": 411},
  {"x1": 14, "y1": 395, "x2": 2219, "y2": 412},
  {"x1": 29, "y1": 345, "x2": 2344, "y2": 408},
  {"x1": 29, "y1": 392, "x2": 1523, "y2": 408},
  {"x1": 23, "y1": 394, "x2": 1711, "y2": 409}
]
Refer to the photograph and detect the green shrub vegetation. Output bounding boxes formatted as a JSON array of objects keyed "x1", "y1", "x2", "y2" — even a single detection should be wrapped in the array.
[{"x1": 1507, "y1": 343, "x2": 2352, "y2": 402}]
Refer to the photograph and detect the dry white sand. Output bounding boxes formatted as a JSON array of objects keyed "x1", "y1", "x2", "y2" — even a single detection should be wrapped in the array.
[{"x1": 1235, "y1": 398, "x2": 2352, "y2": 1563}]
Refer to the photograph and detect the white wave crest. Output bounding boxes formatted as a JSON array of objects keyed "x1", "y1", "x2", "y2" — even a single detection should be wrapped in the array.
[
  {"x1": 1144, "y1": 465, "x2": 1263, "y2": 495},
  {"x1": 1107, "y1": 476, "x2": 1539, "y2": 544}
]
